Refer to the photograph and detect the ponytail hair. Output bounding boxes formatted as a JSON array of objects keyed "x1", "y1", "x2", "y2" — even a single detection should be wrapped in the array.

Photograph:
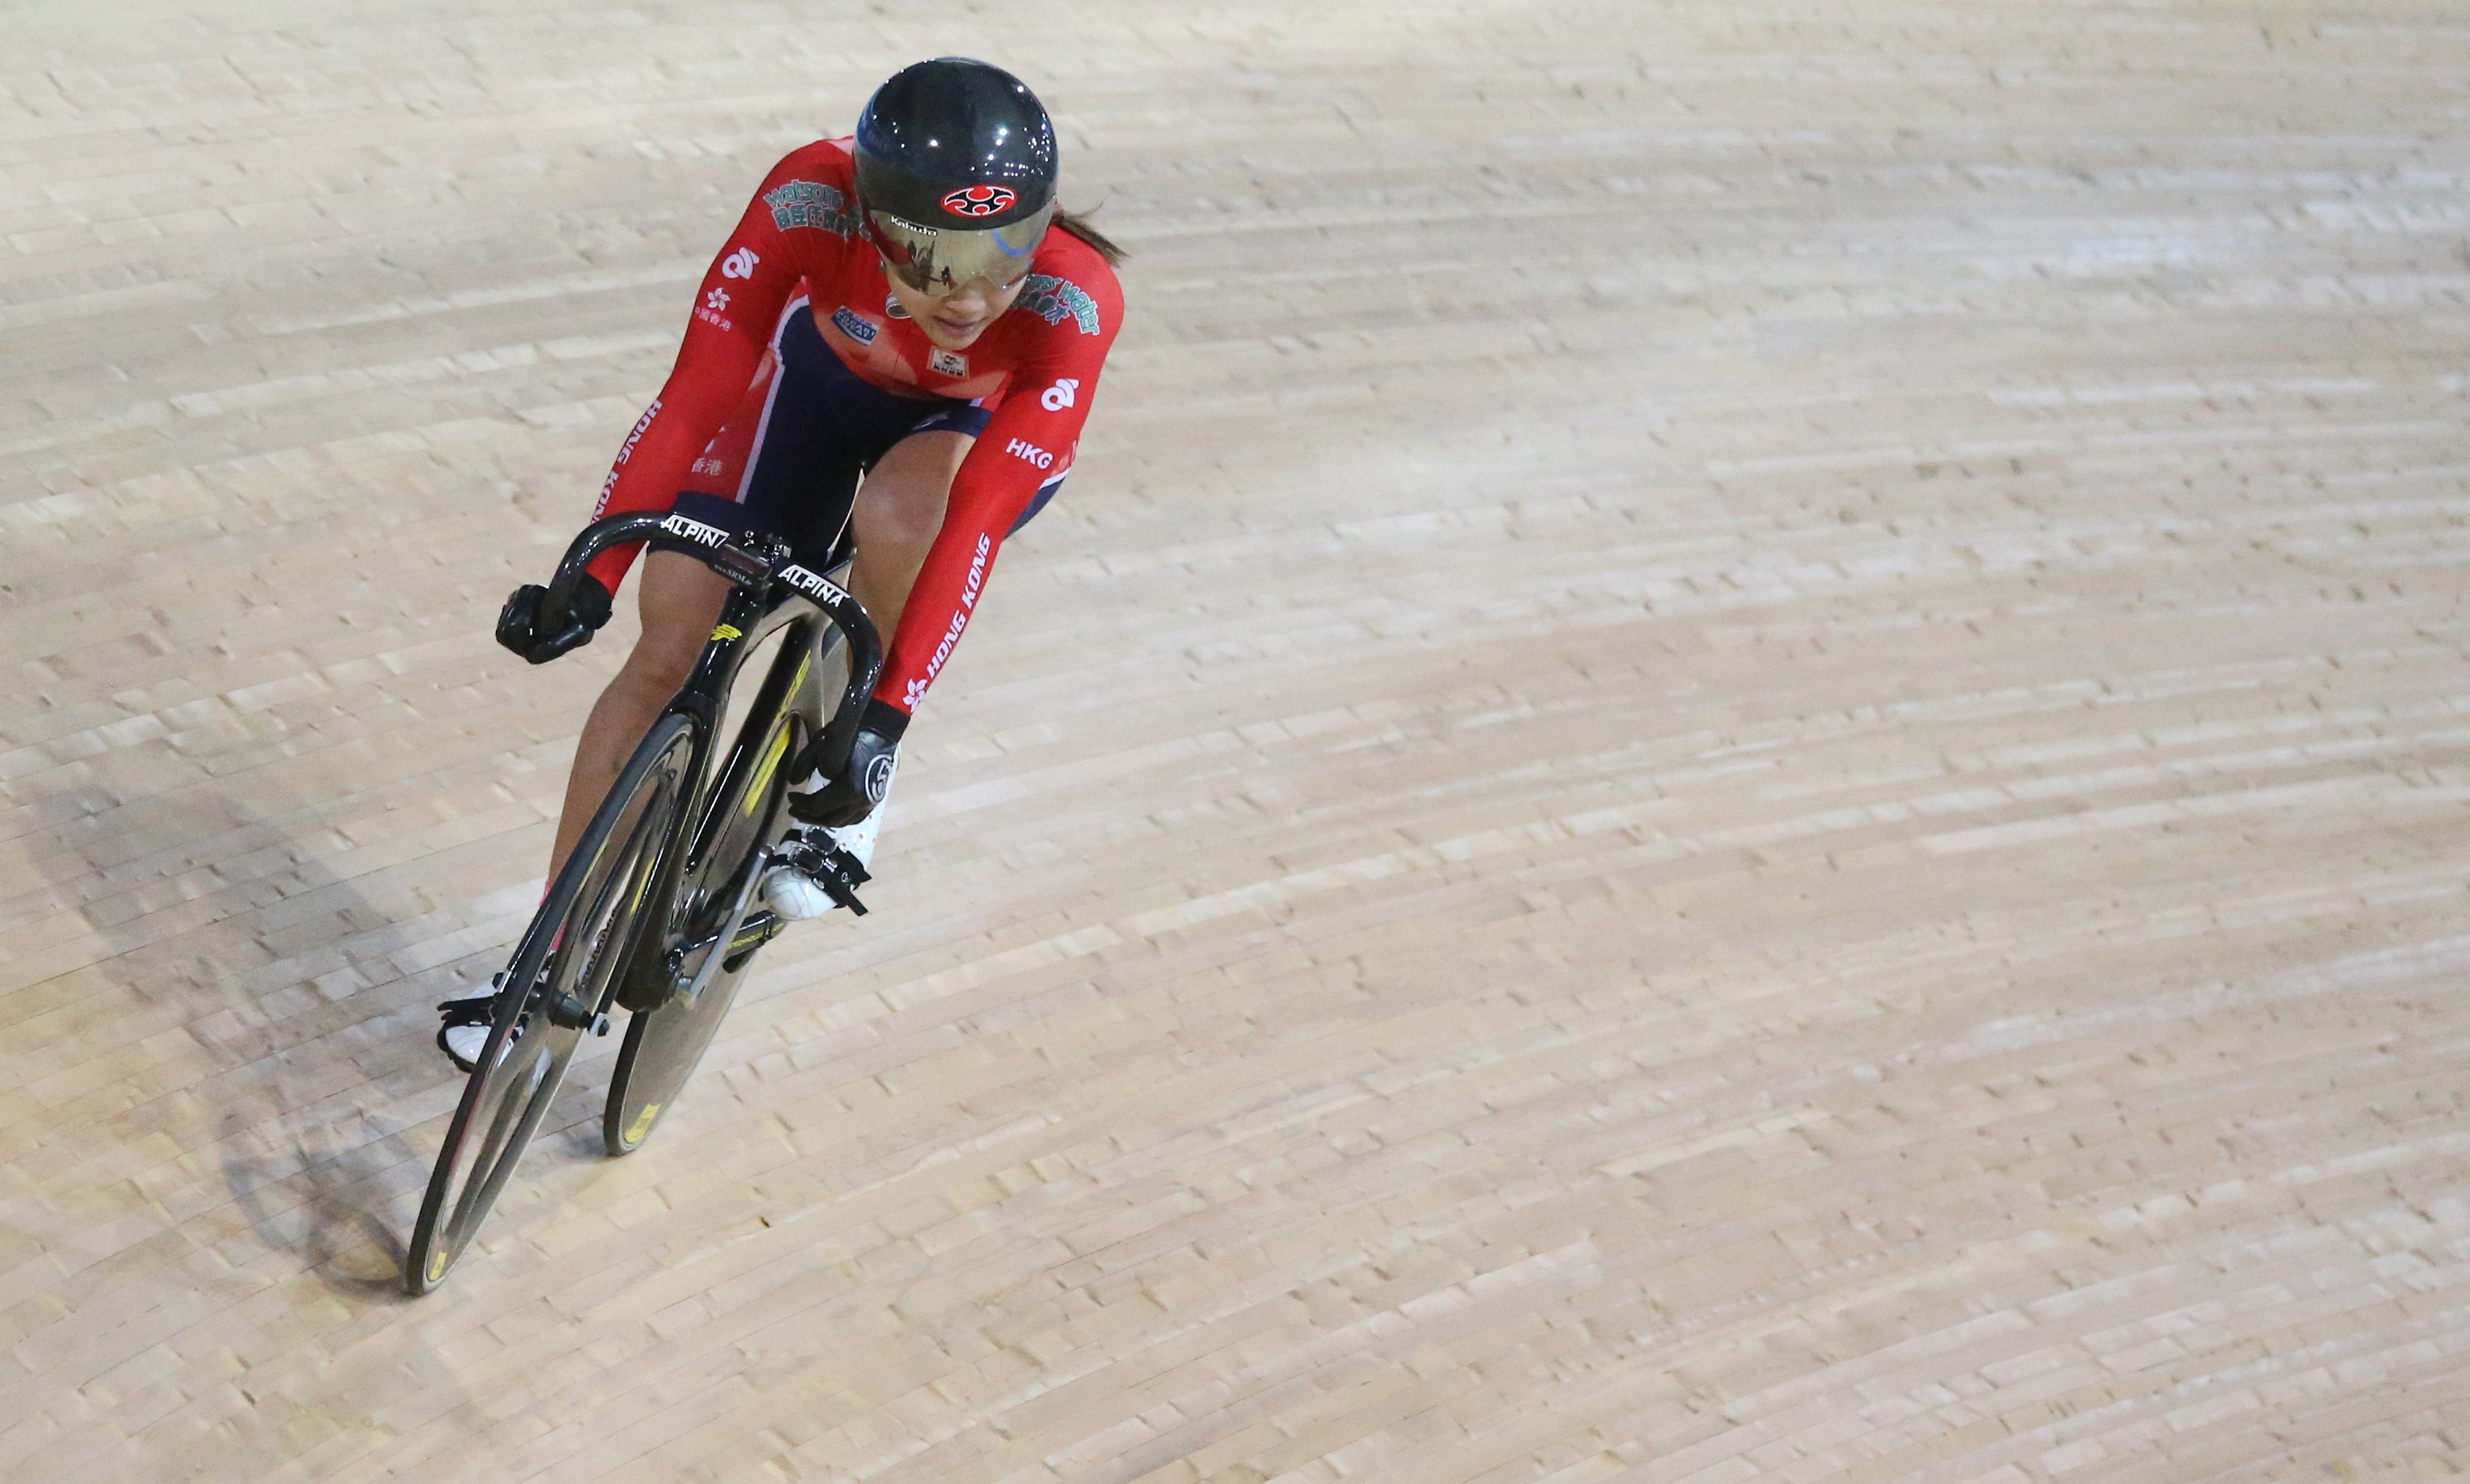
[{"x1": 1053, "y1": 207, "x2": 1126, "y2": 267}]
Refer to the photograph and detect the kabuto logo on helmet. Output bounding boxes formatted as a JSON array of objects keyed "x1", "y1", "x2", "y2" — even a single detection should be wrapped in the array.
[{"x1": 941, "y1": 184, "x2": 1018, "y2": 219}]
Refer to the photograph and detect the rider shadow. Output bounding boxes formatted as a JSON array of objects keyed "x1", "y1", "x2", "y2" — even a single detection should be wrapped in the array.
[
  {"x1": 217, "y1": 1107, "x2": 410, "y2": 1300},
  {"x1": 30, "y1": 780, "x2": 492, "y2": 1302}
]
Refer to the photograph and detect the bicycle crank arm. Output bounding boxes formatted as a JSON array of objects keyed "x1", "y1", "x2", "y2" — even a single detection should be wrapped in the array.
[
  {"x1": 719, "y1": 912, "x2": 786, "y2": 973},
  {"x1": 661, "y1": 841, "x2": 784, "y2": 1008},
  {"x1": 667, "y1": 910, "x2": 785, "y2": 971}
]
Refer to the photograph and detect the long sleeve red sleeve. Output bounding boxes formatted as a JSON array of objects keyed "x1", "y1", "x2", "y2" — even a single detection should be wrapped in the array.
[
  {"x1": 876, "y1": 260, "x2": 1124, "y2": 716},
  {"x1": 582, "y1": 153, "x2": 811, "y2": 593}
]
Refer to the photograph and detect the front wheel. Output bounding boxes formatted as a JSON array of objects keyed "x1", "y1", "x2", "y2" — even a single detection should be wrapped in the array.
[
  {"x1": 403, "y1": 711, "x2": 697, "y2": 1294},
  {"x1": 604, "y1": 711, "x2": 801, "y2": 1155}
]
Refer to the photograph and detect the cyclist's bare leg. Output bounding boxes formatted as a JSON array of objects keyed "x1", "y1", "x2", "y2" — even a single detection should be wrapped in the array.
[
  {"x1": 552, "y1": 428, "x2": 963, "y2": 882},
  {"x1": 848, "y1": 429, "x2": 973, "y2": 638},
  {"x1": 548, "y1": 550, "x2": 732, "y2": 875},
  {"x1": 457, "y1": 441, "x2": 978, "y2": 1055},
  {"x1": 438, "y1": 552, "x2": 732, "y2": 1063},
  {"x1": 760, "y1": 430, "x2": 972, "y2": 919}
]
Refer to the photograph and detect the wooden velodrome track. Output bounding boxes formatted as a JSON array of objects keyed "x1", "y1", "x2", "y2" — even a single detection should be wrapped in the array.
[{"x1": 6, "y1": 1, "x2": 2469, "y2": 1478}]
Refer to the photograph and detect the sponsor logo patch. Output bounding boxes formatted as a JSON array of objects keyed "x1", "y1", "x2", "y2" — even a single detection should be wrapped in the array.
[
  {"x1": 941, "y1": 184, "x2": 1016, "y2": 218},
  {"x1": 1040, "y1": 377, "x2": 1078, "y2": 412},
  {"x1": 930, "y1": 349, "x2": 968, "y2": 378},
  {"x1": 863, "y1": 752, "x2": 897, "y2": 801},
  {"x1": 830, "y1": 306, "x2": 879, "y2": 345},
  {"x1": 720, "y1": 246, "x2": 759, "y2": 279},
  {"x1": 763, "y1": 179, "x2": 860, "y2": 237},
  {"x1": 1005, "y1": 437, "x2": 1054, "y2": 470},
  {"x1": 1018, "y1": 274, "x2": 1103, "y2": 335}
]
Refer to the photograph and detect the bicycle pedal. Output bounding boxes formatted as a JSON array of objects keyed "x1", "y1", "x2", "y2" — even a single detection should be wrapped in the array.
[
  {"x1": 720, "y1": 911, "x2": 787, "y2": 973},
  {"x1": 777, "y1": 838, "x2": 871, "y2": 916},
  {"x1": 811, "y1": 844, "x2": 871, "y2": 916}
]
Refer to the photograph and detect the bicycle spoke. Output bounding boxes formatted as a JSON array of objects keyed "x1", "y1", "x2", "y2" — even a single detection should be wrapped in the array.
[
  {"x1": 409, "y1": 584, "x2": 851, "y2": 1286},
  {"x1": 404, "y1": 711, "x2": 697, "y2": 1293},
  {"x1": 606, "y1": 707, "x2": 803, "y2": 1156},
  {"x1": 445, "y1": 1039, "x2": 555, "y2": 1236}
]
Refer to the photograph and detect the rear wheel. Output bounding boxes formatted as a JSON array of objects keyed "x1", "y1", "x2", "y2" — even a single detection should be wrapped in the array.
[
  {"x1": 403, "y1": 712, "x2": 697, "y2": 1294},
  {"x1": 604, "y1": 709, "x2": 801, "y2": 1156}
]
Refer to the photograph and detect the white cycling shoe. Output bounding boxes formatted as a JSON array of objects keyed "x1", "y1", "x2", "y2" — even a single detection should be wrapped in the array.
[
  {"x1": 436, "y1": 970, "x2": 529, "y2": 1072},
  {"x1": 760, "y1": 802, "x2": 886, "y2": 920}
]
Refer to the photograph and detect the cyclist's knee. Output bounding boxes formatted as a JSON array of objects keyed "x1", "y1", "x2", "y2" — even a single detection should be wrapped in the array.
[
  {"x1": 616, "y1": 620, "x2": 702, "y2": 694},
  {"x1": 855, "y1": 486, "x2": 939, "y2": 557},
  {"x1": 620, "y1": 550, "x2": 730, "y2": 690},
  {"x1": 859, "y1": 434, "x2": 964, "y2": 549}
]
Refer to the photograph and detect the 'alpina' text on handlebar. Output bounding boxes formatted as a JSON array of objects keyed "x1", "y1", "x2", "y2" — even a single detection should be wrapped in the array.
[
  {"x1": 660, "y1": 513, "x2": 732, "y2": 548},
  {"x1": 778, "y1": 564, "x2": 852, "y2": 611}
]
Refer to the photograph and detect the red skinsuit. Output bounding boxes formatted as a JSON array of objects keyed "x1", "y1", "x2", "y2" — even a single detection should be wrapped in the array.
[{"x1": 586, "y1": 138, "x2": 1123, "y2": 717}]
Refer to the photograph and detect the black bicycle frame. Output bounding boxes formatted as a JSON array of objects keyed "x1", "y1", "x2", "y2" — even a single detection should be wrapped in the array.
[{"x1": 536, "y1": 513, "x2": 884, "y2": 1011}]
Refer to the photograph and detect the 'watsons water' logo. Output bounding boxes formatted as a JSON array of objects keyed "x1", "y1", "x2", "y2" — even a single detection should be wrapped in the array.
[
  {"x1": 1018, "y1": 275, "x2": 1103, "y2": 335},
  {"x1": 764, "y1": 180, "x2": 860, "y2": 237},
  {"x1": 830, "y1": 306, "x2": 879, "y2": 345}
]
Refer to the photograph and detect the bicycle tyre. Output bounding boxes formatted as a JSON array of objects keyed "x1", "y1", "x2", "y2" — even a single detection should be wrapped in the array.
[
  {"x1": 403, "y1": 711, "x2": 697, "y2": 1293},
  {"x1": 604, "y1": 708, "x2": 802, "y2": 1156}
]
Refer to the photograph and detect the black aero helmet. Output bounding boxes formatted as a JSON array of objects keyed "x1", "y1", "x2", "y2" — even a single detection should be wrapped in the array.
[{"x1": 855, "y1": 58, "x2": 1058, "y2": 290}]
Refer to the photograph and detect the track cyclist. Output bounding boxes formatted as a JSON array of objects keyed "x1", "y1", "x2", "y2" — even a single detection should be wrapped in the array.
[{"x1": 436, "y1": 58, "x2": 1125, "y2": 1069}]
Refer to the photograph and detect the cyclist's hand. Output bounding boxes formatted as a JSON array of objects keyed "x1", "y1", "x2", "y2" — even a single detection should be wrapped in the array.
[
  {"x1": 495, "y1": 574, "x2": 613, "y2": 664},
  {"x1": 789, "y1": 723, "x2": 901, "y2": 828}
]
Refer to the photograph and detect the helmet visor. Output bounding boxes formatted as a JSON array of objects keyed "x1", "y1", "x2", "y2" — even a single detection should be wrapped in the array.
[{"x1": 868, "y1": 205, "x2": 1053, "y2": 291}]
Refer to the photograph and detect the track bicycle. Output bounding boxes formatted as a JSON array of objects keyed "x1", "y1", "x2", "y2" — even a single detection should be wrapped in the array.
[{"x1": 404, "y1": 511, "x2": 880, "y2": 1294}]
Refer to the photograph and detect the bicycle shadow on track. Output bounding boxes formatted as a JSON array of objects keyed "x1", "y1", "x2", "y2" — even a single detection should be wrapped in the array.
[
  {"x1": 23, "y1": 781, "x2": 506, "y2": 1304},
  {"x1": 217, "y1": 1109, "x2": 410, "y2": 1300}
]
